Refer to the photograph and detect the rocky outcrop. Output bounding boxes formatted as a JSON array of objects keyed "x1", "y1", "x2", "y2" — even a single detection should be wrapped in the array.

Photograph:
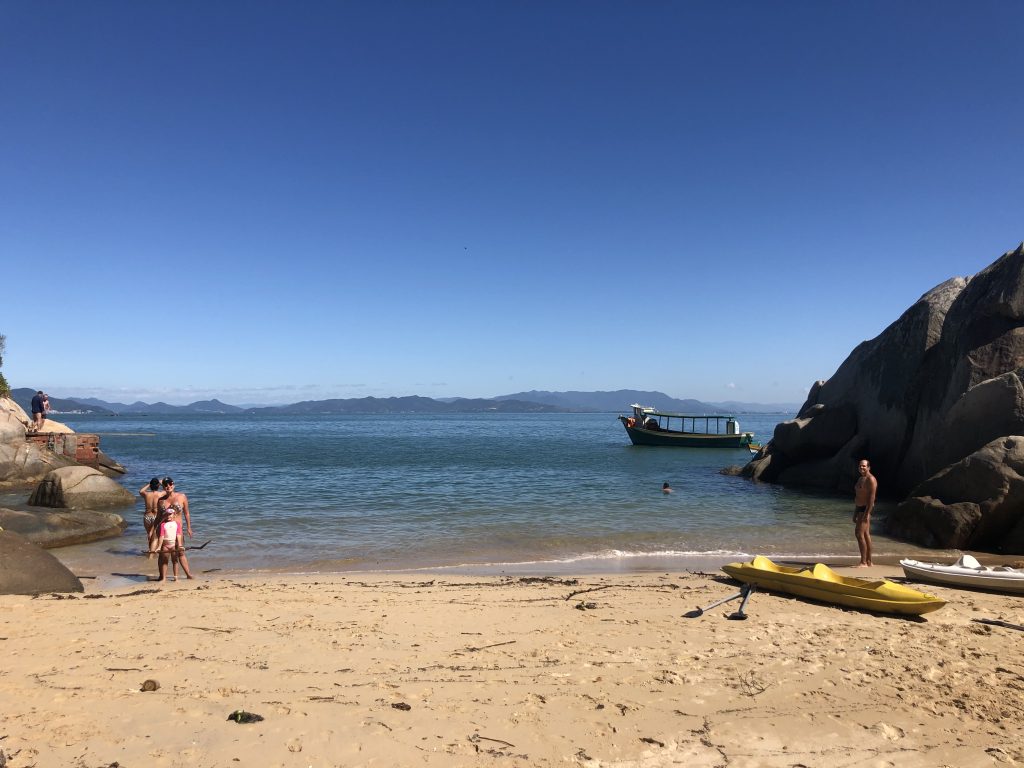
[
  {"x1": 744, "y1": 244, "x2": 1024, "y2": 551},
  {"x1": 28, "y1": 466, "x2": 134, "y2": 509},
  {"x1": 0, "y1": 506, "x2": 128, "y2": 548},
  {"x1": 0, "y1": 399, "x2": 78, "y2": 489},
  {"x1": 0, "y1": 529, "x2": 84, "y2": 594},
  {"x1": 0, "y1": 397, "x2": 131, "y2": 553},
  {"x1": 886, "y1": 436, "x2": 1024, "y2": 552}
]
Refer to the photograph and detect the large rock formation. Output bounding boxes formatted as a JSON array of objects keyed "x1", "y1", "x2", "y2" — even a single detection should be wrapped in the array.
[
  {"x1": 0, "y1": 506, "x2": 128, "y2": 548},
  {"x1": 0, "y1": 529, "x2": 84, "y2": 594},
  {"x1": 1, "y1": 397, "x2": 130, "y2": 549},
  {"x1": 0, "y1": 400, "x2": 77, "y2": 489},
  {"x1": 28, "y1": 466, "x2": 135, "y2": 509},
  {"x1": 886, "y1": 436, "x2": 1024, "y2": 552},
  {"x1": 744, "y1": 244, "x2": 1024, "y2": 552}
]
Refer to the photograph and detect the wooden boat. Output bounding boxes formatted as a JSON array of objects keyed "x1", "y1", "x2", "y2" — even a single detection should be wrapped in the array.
[
  {"x1": 618, "y1": 404, "x2": 754, "y2": 448},
  {"x1": 900, "y1": 554, "x2": 1024, "y2": 595},
  {"x1": 722, "y1": 556, "x2": 946, "y2": 615}
]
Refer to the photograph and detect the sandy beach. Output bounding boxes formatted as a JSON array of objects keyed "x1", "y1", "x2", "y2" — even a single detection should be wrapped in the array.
[{"x1": 2, "y1": 566, "x2": 1023, "y2": 768}]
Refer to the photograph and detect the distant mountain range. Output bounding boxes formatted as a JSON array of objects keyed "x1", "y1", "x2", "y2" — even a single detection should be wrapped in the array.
[
  {"x1": 243, "y1": 396, "x2": 565, "y2": 415},
  {"x1": 10, "y1": 389, "x2": 242, "y2": 415},
  {"x1": 72, "y1": 396, "x2": 243, "y2": 415},
  {"x1": 10, "y1": 387, "x2": 799, "y2": 416},
  {"x1": 494, "y1": 390, "x2": 799, "y2": 414}
]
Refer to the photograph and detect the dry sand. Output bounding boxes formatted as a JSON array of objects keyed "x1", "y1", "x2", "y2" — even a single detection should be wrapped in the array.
[{"x1": 2, "y1": 566, "x2": 1023, "y2": 767}]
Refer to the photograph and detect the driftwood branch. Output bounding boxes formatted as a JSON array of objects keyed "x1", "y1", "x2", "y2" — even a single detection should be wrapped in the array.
[
  {"x1": 470, "y1": 733, "x2": 516, "y2": 748},
  {"x1": 973, "y1": 618, "x2": 1024, "y2": 632},
  {"x1": 459, "y1": 640, "x2": 516, "y2": 653},
  {"x1": 565, "y1": 585, "x2": 615, "y2": 601},
  {"x1": 184, "y1": 625, "x2": 235, "y2": 634}
]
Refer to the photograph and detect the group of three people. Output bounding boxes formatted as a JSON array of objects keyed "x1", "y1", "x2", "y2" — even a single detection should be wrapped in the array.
[{"x1": 139, "y1": 477, "x2": 194, "y2": 581}]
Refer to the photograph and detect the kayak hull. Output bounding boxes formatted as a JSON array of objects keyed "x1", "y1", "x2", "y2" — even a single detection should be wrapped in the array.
[
  {"x1": 723, "y1": 556, "x2": 945, "y2": 616},
  {"x1": 900, "y1": 558, "x2": 1024, "y2": 595}
]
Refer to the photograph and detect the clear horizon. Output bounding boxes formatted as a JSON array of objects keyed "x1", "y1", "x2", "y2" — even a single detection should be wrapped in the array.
[{"x1": 3, "y1": 3, "x2": 1021, "y2": 406}]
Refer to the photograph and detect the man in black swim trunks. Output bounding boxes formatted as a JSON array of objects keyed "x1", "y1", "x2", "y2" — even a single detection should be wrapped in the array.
[{"x1": 853, "y1": 459, "x2": 877, "y2": 567}]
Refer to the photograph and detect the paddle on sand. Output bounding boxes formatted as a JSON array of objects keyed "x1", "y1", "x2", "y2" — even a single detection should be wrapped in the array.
[{"x1": 685, "y1": 583, "x2": 755, "y2": 620}]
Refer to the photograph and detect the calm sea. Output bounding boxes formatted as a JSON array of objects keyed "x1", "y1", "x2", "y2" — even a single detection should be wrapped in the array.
[{"x1": 37, "y1": 411, "x2": 949, "y2": 581}]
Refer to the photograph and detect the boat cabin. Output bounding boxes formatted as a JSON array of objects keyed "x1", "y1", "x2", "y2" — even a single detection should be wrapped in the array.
[{"x1": 626, "y1": 404, "x2": 743, "y2": 435}]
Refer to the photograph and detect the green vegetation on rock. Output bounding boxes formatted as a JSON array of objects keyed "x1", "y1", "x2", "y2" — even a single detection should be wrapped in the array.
[{"x1": 0, "y1": 333, "x2": 9, "y2": 398}]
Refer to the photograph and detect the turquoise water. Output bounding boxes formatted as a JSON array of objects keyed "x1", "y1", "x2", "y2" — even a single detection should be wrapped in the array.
[{"x1": 42, "y1": 412, "x2": 945, "y2": 578}]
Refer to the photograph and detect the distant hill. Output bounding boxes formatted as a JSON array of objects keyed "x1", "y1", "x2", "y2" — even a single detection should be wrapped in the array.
[
  {"x1": 16, "y1": 389, "x2": 796, "y2": 416},
  {"x1": 54, "y1": 396, "x2": 243, "y2": 415},
  {"x1": 494, "y1": 389, "x2": 799, "y2": 414},
  {"x1": 246, "y1": 396, "x2": 567, "y2": 414},
  {"x1": 708, "y1": 400, "x2": 802, "y2": 414},
  {"x1": 10, "y1": 388, "x2": 114, "y2": 415}
]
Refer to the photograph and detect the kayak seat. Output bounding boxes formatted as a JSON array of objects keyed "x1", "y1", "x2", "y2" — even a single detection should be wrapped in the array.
[
  {"x1": 811, "y1": 563, "x2": 841, "y2": 582},
  {"x1": 956, "y1": 554, "x2": 983, "y2": 569},
  {"x1": 874, "y1": 580, "x2": 916, "y2": 598},
  {"x1": 751, "y1": 555, "x2": 781, "y2": 572}
]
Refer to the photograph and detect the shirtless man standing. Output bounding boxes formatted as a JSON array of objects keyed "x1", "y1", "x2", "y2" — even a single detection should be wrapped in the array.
[
  {"x1": 853, "y1": 459, "x2": 877, "y2": 567},
  {"x1": 139, "y1": 478, "x2": 163, "y2": 554}
]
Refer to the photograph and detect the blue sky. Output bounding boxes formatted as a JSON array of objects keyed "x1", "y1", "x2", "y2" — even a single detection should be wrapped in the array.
[{"x1": 2, "y1": 2, "x2": 1021, "y2": 406}]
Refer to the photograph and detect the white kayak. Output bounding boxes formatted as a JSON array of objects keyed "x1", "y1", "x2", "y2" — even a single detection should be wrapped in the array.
[{"x1": 900, "y1": 554, "x2": 1024, "y2": 595}]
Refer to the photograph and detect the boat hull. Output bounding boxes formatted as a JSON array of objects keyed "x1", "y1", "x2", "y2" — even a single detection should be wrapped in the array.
[
  {"x1": 722, "y1": 556, "x2": 945, "y2": 615},
  {"x1": 900, "y1": 559, "x2": 1024, "y2": 595},
  {"x1": 619, "y1": 418, "x2": 752, "y2": 448}
]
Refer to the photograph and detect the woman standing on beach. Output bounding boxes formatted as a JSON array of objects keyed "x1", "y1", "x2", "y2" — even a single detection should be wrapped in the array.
[
  {"x1": 159, "y1": 477, "x2": 195, "y2": 579},
  {"x1": 160, "y1": 477, "x2": 193, "y2": 542}
]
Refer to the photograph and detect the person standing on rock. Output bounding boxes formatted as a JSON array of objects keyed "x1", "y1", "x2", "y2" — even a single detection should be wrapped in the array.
[
  {"x1": 853, "y1": 459, "x2": 877, "y2": 567},
  {"x1": 30, "y1": 390, "x2": 47, "y2": 433}
]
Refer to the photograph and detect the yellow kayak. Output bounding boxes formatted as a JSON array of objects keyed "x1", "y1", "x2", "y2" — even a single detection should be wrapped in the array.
[{"x1": 722, "y1": 556, "x2": 945, "y2": 616}]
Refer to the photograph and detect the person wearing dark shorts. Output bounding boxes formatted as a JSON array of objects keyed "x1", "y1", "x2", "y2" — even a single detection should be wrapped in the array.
[
  {"x1": 139, "y1": 478, "x2": 164, "y2": 555},
  {"x1": 853, "y1": 460, "x2": 877, "y2": 567},
  {"x1": 30, "y1": 390, "x2": 46, "y2": 433}
]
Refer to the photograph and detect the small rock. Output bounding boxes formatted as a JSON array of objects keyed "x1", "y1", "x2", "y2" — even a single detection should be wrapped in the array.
[
  {"x1": 228, "y1": 710, "x2": 264, "y2": 724},
  {"x1": 141, "y1": 679, "x2": 160, "y2": 692}
]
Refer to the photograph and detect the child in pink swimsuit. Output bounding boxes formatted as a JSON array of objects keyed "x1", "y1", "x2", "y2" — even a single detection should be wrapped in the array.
[{"x1": 156, "y1": 510, "x2": 192, "y2": 581}]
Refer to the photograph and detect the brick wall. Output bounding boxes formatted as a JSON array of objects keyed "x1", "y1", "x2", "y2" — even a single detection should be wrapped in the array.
[{"x1": 26, "y1": 433, "x2": 101, "y2": 466}]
